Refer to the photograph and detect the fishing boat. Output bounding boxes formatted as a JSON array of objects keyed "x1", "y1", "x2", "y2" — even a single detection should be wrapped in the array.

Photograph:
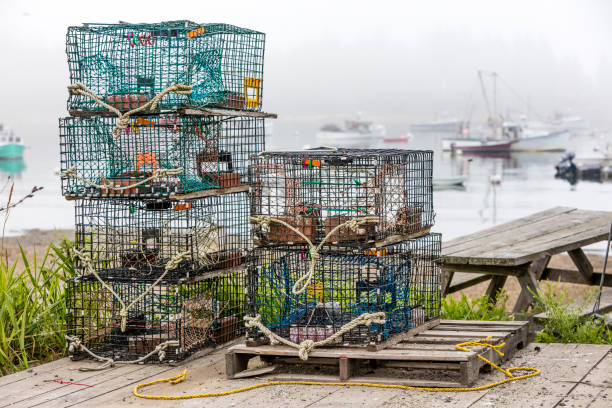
[
  {"x1": 0, "y1": 124, "x2": 25, "y2": 159},
  {"x1": 450, "y1": 139, "x2": 512, "y2": 153},
  {"x1": 315, "y1": 119, "x2": 386, "y2": 149},
  {"x1": 433, "y1": 175, "x2": 466, "y2": 188},
  {"x1": 382, "y1": 133, "x2": 413, "y2": 143}
]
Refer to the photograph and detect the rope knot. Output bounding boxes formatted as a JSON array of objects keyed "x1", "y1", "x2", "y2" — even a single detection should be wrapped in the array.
[
  {"x1": 60, "y1": 167, "x2": 77, "y2": 179},
  {"x1": 298, "y1": 340, "x2": 315, "y2": 361}
]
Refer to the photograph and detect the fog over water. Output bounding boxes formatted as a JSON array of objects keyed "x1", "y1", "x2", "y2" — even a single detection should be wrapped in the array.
[{"x1": 0, "y1": 0, "x2": 610, "y2": 240}]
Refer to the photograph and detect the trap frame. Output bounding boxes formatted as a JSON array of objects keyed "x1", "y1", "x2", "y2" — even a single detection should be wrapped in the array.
[
  {"x1": 246, "y1": 233, "x2": 442, "y2": 346},
  {"x1": 66, "y1": 21, "x2": 265, "y2": 113},
  {"x1": 60, "y1": 114, "x2": 265, "y2": 198},
  {"x1": 249, "y1": 149, "x2": 434, "y2": 248},
  {"x1": 65, "y1": 268, "x2": 247, "y2": 362},
  {"x1": 73, "y1": 193, "x2": 249, "y2": 283}
]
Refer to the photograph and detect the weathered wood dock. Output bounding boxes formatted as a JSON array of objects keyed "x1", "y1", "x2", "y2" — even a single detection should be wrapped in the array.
[
  {"x1": 0, "y1": 340, "x2": 609, "y2": 407},
  {"x1": 443, "y1": 207, "x2": 611, "y2": 312}
]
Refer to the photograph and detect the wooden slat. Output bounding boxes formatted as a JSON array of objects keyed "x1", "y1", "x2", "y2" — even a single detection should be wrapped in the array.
[
  {"x1": 179, "y1": 108, "x2": 278, "y2": 118},
  {"x1": 264, "y1": 373, "x2": 462, "y2": 388},
  {"x1": 445, "y1": 273, "x2": 492, "y2": 294},
  {"x1": 445, "y1": 211, "x2": 609, "y2": 265},
  {"x1": 543, "y1": 268, "x2": 612, "y2": 286},
  {"x1": 442, "y1": 207, "x2": 583, "y2": 258},
  {"x1": 442, "y1": 207, "x2": 574, "y2": 250},
  {"x1": 168, "y1": 184, "x2": 249, "y2": 201}
]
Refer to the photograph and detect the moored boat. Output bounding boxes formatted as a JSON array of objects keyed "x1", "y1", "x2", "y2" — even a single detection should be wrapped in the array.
[
  {"x1": 315, "y1": 119, "x2": 386, "y2": 149},
  {"x1": 0, "y1": 124, "x2": 25, "y2": 159}
]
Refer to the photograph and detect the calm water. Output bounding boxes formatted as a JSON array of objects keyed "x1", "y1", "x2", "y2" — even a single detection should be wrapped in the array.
[{"x1": 3, "y1": 119, "x2": 610, "y2": 254}]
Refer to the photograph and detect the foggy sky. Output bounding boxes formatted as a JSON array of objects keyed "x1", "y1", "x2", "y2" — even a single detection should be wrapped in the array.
[{"x1": 1, "y1": 0, "x2": 611, "y2": 143}]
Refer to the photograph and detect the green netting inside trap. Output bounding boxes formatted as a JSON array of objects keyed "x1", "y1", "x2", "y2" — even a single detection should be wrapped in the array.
[
  {"x1": 66, "y1": 21, "x2": 265, "y2": 112},
  {"x1": 59, "y1": 114, "x2": 265, "y2": 198}
]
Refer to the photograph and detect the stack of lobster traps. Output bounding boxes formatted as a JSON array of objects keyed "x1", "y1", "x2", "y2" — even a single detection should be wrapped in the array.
[
  {"x1": 245, "y1": 149, "x2": 442, "y2": 352},
  {"x1": 60, "y1": 21, "x2": 275, "y2": 363}
]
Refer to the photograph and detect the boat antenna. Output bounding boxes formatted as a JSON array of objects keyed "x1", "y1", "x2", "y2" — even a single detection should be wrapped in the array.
[{"x1": 478, "y1": 70, "x2": 492, "y2": 119}]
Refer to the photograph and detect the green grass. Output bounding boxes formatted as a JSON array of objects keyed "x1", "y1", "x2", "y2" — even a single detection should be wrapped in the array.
[
  {"x1": 0, "y1": 238, "x2": 76, "y2": 375},
  {"x1": 441, "y1": 291, "x2": 513, "y2": 321},
  {"x1": 533, "y1": 283, "x2": 612, "y2": 344}
]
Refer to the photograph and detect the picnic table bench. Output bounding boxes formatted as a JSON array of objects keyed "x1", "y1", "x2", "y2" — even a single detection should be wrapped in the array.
[{"x1": 442, "y1": 207, "x2": 612, "y2": 312}]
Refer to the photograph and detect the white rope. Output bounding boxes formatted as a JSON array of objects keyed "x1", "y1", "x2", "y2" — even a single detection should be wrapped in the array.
[
  {"x1": 60, "y1": 167, "x2": 183, "y2": 192},
  {"x1": 68, "y1": 82, "x2": 192, "y2": 139},
  {"x1": 65, "y1": 335, "x2": 179, "y2": 371},
  {"x1": 244, "y1": 312, "x2": 386, "y2": 361},
  {"x1": 73, "y1": 248, "x2": 190, "y2": 332},
  {"x1": 249, "y1": 215, "x2": 379, "y2": 295}
]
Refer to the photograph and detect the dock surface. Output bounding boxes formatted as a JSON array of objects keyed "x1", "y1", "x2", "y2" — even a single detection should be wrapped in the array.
[{"x1": 1, "y1": 341, "x2": 610, "y2": 407}]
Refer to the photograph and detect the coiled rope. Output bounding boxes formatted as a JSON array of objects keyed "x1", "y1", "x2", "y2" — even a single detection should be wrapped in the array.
[
  {"x1": 132, "y1": 336, "x2": 540, "y2": 399},
  {"x1": 67, "y1": 82, "x2": 192, "y2": 139},
  {"x1": 60, "y1": 167, "x2": 183, "y2": 192},
  {"x1": 73, "y1": 248, "x2": 190, "y2": 332},
  {"x1": 65, "y1": 335, "x2": 179, "y2": 372},
  {"x1": 244, "y1": 313, "x2": 386, "y2": 361}
]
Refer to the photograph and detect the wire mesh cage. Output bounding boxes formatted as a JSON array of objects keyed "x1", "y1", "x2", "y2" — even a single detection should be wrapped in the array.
[
  {"x1": 249, "y1": 149, "x2": 434, "y2": 248},
  {"x1": 73, "y1": 193, "x2": 249, "y2": 283},
  {"x1": 66, "y1": 21, "x2": 265, "y2": 113},
  {"x1": 65, "y1": 268, "x2": 247, "y2": 362},
  {"x1": 246, "y1": 233, "x2": 441, "y2": 346},
  {"x1": 60, "y1": 115, "x2": 265, "y2": 198}
]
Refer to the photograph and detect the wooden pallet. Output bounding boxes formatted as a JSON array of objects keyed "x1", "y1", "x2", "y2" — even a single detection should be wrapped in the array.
[{"x1": 226, "y1": 320, "x2": 529, "y2": 387}]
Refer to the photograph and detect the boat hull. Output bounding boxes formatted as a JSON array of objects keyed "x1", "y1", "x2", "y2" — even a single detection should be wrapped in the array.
[
  {"x1": 449, "y1": 140, "x2": 512, "y2": 153},
  {"x1": 0, "y1": 144, "x2": 25, "y2": 159},
  {"x1": 510, "y1": 130, "x2": 569, "y2": 152}
]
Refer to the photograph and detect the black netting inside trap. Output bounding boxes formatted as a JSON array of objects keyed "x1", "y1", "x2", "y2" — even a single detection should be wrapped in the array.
[
  {"x1": 74, "y1": 193, "x2": 249, "y2": 283},
  {"x1": 246, "y1": 233, "x2": 441, "y2": 346},
  {"x1": 65, "y1": 268, "x2": 247, "y2": 362},
  {"x1": 249, "y1": 149, "x2": 434, "y2": 248}
]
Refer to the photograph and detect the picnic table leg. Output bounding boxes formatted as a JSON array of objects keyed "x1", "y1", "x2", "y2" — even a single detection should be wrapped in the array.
[
  {"x1": 442, "y1": 269, "x2": 454, "y2": 296},
  {"x1": 513, "y1": 255, "x2": 550, "y2": 313},
  {"x1": 485, "y1": 275, "x2": 508, "y2": 301},
  {"x1": 567, "y1": 248, "x2": 594, "y2": 283}
]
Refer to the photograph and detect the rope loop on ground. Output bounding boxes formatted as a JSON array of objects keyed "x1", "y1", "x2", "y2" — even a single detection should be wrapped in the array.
[{"x1": 132, "y1": 335, "x2": 541, "y2": 400}]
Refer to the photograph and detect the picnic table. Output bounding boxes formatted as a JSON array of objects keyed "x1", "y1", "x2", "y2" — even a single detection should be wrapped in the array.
[{"x1": 442, "y1": 207, "x2": 612, "y2": 312}]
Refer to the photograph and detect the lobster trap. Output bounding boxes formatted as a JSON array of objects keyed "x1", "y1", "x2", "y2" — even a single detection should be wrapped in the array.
[
  {"x1": 74, "y1": 193, "x2": 249, "y2": 282},
  {"x1": 246, "y1": 233, "x2": 441, "y2": 346},
  {"x1": 66, "y1": 21, "x2": 265, "y2": 113},
  {"x1": 249, "y1": 149, "x2": 434, "y2": 248},
  {"x1": 65, "y1": 268, "x2": 247, "y2": 363},
  {"x1": 59, "y1": 115, "x2": 264, "y2": 198}
]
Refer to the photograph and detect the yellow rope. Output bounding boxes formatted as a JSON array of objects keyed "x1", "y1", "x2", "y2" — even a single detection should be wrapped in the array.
[
  {"x1": 132, "y1": 336, "x2": 540, "y2": 400},
  {"x1": 68, "y1": 82, "x2": 192, "y2": 139}
]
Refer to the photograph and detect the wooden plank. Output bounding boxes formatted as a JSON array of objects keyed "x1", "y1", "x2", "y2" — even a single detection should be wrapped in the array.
[
  {"x1": 417, "y1": 330, "x2": 511, "y2": 339},
  {"x1": 0, "y1": 358, "x2": 69, "y2": 389},
  {"x1": 366, "y1": 319, "x2": 440, "y2": 351},
  {"x1": 563, "y1": 351, "x2": 612, "y2": 408},
  {"x1": 442, "y1": 270, "x2": 455, "y2": 295},
  {"x1": 442, "y1": 208, "x2": 591, "y2": 259},
  {"x1": 232, "y1": 365, "x2": 276, "y2": 379},
  {"x1": 265, "y1": 373, "x2": 462, "y2": 388},
  {"x1": 179, "y1": 108, "x2": 278, "y2": 118},
  {"x1": 442, "y1": 207, "x2": 574, "y2": 250},
  {"x1": 543, "y1": 268, "x2": 612, "y2": 287},
  {"x1": 488, "y1": 222, "x2": 610, "y2": 265},
  {"x1": 439, "y1": 320, "x2": 528, "y2": 327},
  {"x1": 567, "y1": 248, "x2": 594, "y2": 282},
  {"x1": 442, "y1": 263, "x2": 528, "y2": 276},
  {"x1": 372, "y1": 228, "x2": 432, "y2": 248},
  {"x1": 228, "y1": 345, "x2": 476, "y2": 362},
  {"x1": 169, "y1": 184, "x2": 250, "y2": 201},
  {"x1": 444, "y1": 211, "x2": 609, "y2": 265}
]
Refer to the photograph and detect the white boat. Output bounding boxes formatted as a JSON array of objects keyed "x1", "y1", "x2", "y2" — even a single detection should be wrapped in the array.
[
  {"x1": 315, "y1": 120, "x2": 386, "y2": 149},
  {"x1": 433, "y1": 175, "x2": 466, "y2": 187},
  {"x1": 510, "y1": 129, "x2": 570, "y2": 152}
]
